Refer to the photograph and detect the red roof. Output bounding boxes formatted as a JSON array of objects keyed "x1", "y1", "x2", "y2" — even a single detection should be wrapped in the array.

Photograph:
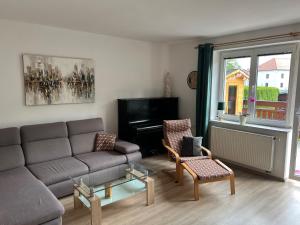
[{"x1": 258, "y1": 58, "x2": 290, "y2": 71}]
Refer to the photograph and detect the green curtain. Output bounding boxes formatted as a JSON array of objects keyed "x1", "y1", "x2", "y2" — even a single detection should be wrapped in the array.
[{"x1": 196, "y1": 43, "x2": 214, "y2": 147}]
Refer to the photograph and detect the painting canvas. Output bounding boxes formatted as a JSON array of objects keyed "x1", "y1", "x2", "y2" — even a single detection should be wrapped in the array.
[{"x1": 23, "y1": 54, "x2": 95, "y2": 106}]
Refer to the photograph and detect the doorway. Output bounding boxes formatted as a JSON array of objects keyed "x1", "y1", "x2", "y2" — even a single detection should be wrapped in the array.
[
  {"x1": 227, "y1": 85, "x2": 237, "y2": 115},
  {"x1": 290, "y1": 115, "x2": 300, "y2": 180}
]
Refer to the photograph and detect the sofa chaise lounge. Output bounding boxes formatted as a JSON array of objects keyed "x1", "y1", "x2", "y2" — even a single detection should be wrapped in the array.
[{"x1": 0, "y1": 118, "x2": 141, "y2": 225}]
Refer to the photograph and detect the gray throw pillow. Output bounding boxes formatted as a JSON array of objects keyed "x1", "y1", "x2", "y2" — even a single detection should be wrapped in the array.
[
  {"x1": 181, "y1": 136, "x2": 203, "y2": 157},
  {"x1": 193, "y1": 136, "x2": 203, "y2": 156}
]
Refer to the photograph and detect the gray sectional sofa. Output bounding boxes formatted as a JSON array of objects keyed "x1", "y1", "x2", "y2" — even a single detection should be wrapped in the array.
[{"x1": 0, "y1": 118, "x2": 141, "y2": 225}]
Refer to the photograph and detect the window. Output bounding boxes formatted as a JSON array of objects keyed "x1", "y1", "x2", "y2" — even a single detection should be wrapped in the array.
[
  {"x1": 219, "y1": 44, "x2": 297, "y2": 127},
  {"x1": 223, "y1": 57, "x2": 251, "y2": 116},
  {"x1": 255, "y1": 53, "x2": 291, "y2": 121}
]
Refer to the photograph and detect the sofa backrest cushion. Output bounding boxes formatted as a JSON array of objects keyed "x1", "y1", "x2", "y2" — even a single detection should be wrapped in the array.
[
  {"x1": 21, "y1": 122, "x2": 68, "y2": 142},
  {"x1": 21, "y1": 122, "x2": 72, "y2": 164},
  {"x1": 67, "y1": 118, "x2": 104, "y2": 155},
  {"x1": 0, "y1": 127, "x2": 25, "y2": 171},
  {"x1": 0, "y1": 127, "x2": 21, "y2": 146}
]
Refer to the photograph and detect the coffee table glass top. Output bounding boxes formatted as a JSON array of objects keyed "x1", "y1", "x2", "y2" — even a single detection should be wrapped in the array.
[{"x1": 72, "y1": 162, "x2": 154, "y2": 208}]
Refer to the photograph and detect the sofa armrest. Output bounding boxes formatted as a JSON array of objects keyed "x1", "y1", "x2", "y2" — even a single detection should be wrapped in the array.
[{"x1": 114, "y1": 140, "x2": 140, "y2": 154}]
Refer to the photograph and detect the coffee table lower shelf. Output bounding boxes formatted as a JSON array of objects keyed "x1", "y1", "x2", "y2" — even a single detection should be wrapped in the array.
[{"x1": 73, "y1": 177, "x2": 154, "y2": 225}]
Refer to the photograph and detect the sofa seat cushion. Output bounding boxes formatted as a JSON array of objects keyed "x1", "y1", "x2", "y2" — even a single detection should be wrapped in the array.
[
  {"x1": 0, "y1": 167, "x2": 64, "y2": 225},
  {"x1": 28, "y1": 157, "x2": 89, "y2": 186},
  {"x1": 75, "y1": 151, "x2": 127, "y2": 172}
]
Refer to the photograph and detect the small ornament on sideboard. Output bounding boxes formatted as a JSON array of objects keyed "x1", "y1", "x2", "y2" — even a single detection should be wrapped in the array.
[{"x1": 164, "y1": 72, "x2": 172, "y2": 97}]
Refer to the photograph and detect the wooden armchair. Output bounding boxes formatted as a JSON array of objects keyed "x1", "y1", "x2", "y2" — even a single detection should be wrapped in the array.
[
  {"x1": 162, "y1": 140, "x2": 213, "y2": 182},
  {"x1": 162, "y1": 119, "x2": 212, "y2": 182},
  {"x1": 162, "y1": 119, "x2": 235, "y2": 200}
]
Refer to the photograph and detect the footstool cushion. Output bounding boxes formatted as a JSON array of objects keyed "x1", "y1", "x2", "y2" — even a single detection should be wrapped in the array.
[
  {"x1": 180, "y1": 156, "x2": 209, "y2": 163},
  {"x1": 185, "y1": 159, "x2": 231, "y2": 181}
]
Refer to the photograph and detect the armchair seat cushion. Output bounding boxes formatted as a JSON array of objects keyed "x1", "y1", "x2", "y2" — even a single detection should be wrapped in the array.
[
  {"x1": 185, "y1": 159, "x2": 231, "y2": 181},
  {"x1": 28, "y1": 157, "x2": 89, "y2": 185},
  {"x1": 75, "y1": 151, "x2": 127, "y2": 172},
  {"x1": 114, "y1": 140, "x2": 140, "y2": 154},
  {"x1": 0, "y1": 167, "x2": 64, "y2": 225}
]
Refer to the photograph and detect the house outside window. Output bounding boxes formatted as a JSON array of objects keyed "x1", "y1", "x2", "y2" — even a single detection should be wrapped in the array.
[{"x1": 219, "y1": 43, "x2": 297, "y2": 127}]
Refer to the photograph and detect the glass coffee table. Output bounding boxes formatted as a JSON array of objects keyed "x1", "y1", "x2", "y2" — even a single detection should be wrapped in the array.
[{"x1": 72, "y1": 163, "x2": 155, "y2": 225}]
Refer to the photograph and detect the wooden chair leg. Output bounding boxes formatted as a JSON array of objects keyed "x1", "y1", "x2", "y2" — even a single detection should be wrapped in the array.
[
  {"x1": 178, "y1": 164, "x2": 184, "y2": 186},
  {"x1": 230, "y1": 174, "x2": 235, "y2": 195},
  {"x1": 175, "y1": 165, "x2": 178, "y2": 183},
  {"x1": 175, "y1": 162, "x2": 181, "y2": 183},
  {"x1": 194, "y1": 179, "x2": 199, "y2": 201}
]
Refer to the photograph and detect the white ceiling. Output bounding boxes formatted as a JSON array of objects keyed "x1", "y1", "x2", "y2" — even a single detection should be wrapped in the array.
[{"x1": 0, "y1": 0, "x2": 300, "y2": 42}]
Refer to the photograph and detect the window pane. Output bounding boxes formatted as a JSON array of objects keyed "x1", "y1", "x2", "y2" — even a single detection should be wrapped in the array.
[
  {"x1": 224, "y1": 57, "x2": 251, "y2": 116},
  {"x1": 255, "y1": 53, "x2": 291, "y2": 121}
]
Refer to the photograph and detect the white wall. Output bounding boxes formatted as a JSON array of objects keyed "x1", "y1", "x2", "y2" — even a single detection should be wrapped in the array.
[
  {"x1": 0, "y1": 20, "x2": 168, "y2": 132},
  {"x1": 168, "y1": 39, "x2": 200, "y2": 133}
]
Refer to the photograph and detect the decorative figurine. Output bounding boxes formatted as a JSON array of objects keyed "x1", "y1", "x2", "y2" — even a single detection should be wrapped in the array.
[{"x1": 164, "y1": 72, "x2": 172, "y2": 97}]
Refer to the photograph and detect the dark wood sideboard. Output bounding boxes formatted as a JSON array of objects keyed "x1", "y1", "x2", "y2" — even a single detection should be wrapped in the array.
[{"x1": 118, "y1": 97, "x2": 179, "y2": 157}]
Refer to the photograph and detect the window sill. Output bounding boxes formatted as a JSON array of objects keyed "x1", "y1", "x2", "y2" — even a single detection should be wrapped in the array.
[{"x1": 210, "y1": 119, "x2": 292, "y2": 133}]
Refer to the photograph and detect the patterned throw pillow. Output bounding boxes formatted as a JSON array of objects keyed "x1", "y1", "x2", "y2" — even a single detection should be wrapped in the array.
[{"x1": 95, "y1": 133, "x2": 116, "y2": 151}]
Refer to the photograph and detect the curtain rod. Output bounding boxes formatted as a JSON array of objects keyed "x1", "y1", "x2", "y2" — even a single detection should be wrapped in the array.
[{"x1": 194, "y1": 32, "x2": 300, "y2": 49}]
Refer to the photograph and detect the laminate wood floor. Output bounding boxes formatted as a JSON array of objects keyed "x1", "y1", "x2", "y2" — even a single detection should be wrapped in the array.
[{"x1": 61, "y1": 155, "x2": 300, "y2": 225}]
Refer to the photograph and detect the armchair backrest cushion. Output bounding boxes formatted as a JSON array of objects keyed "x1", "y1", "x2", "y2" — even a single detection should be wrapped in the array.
[
  {"x1": 67, "y1": 118, "x2": 104, "y2": 155},
  {"x1": 21, "y1": 122, "x2": 71, "y2": 164},
  {"x1": 0, "y1": 127, "x2": 25, "y2": 171},
  {"x1": 163, "y1": 119, "x2": 193, "y2": 155}
]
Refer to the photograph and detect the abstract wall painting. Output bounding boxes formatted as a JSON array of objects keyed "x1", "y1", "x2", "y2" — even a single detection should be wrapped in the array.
[{"x1": 23, "y1": 54, "x2": 95, "y2": 106}]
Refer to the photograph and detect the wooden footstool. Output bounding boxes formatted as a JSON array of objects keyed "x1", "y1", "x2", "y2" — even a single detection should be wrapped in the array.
[{"x1": 179, "y1": 159, "x2": 235, "y2": 200}]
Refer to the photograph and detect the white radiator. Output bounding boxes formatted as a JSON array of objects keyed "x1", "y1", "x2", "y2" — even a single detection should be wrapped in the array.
[{"x1": 210, "y1": 126, "x2": 275, "y2": 171}]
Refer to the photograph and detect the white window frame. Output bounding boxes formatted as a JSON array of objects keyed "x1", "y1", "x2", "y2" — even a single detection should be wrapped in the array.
[{"x1": 218, "y1": 43, "x2": 299, "y2": 128}]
